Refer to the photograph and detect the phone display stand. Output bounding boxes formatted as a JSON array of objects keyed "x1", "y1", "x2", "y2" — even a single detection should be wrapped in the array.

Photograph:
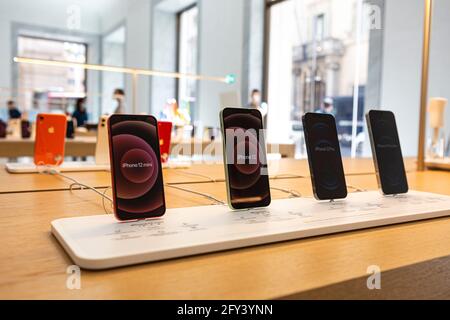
[
  {"x1": 52, "y1": 190, "x2": 450, "y2": 270},
  {"x1": 5, "y1": 161, "x2": 110, "y2": 173},
  {"x1": 425, "y1": 157, "x2": 450, "y2": 170}
]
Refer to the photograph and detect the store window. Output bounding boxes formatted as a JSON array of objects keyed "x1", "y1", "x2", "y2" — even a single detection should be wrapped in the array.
[
  {"x1": 177, "y1": 5, "x2": 198, "y2": 123},
  {"x1": 314, "y1": 13, "x2": 325, "y2": 41},
  {"x1": 266, "y1": 0, "x2": 370, "y2": 157},
  {"x1": 17, "y1": 36, "x2": 87, "y2": 114}
]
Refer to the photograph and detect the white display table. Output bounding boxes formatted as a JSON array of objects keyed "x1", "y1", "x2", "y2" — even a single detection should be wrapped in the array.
[{"x1": 52, "y1": 191, "x2": 450, "y2": 270}]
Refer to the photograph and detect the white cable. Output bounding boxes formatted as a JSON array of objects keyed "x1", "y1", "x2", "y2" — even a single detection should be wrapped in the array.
[
  {"x1": 347, "y1": 184, "x2": 366, "y2": 192},
  {"x1": 270, "y1": 173, "x2": 307, "y2": 180},
  {"x1": 40, "y1": 166, "x2": 113, "y2": 214},
  {"x1": 165, "y1": 184, "x2": 225, "y2": 205},
  {"x1": 270, "y1": 186, "x2": 302, "y2": 198},
  {"x1": 175, "y1": 170, "x2": 219, "y2": 183},
  {"x1": 102, "y1": 187, "x2": 113, "y2": 215}
]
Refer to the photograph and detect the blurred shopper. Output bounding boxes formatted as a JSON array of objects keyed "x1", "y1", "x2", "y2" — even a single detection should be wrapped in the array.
[
  {"x1": 315, "y1": 97, "x2": 334, "y2": 115},
  {"x1": 248, "y1": 89, "x2": 268, "y2": 118},
  {"x1": 72, "y1": 98, "x2": 88, "y2": 127},
  {"x1": 113, "y1": 88, "x2": 126, "y2": 114},
  {"x1": 7, "y1": 100, "x2": 21, "y2": 119}
]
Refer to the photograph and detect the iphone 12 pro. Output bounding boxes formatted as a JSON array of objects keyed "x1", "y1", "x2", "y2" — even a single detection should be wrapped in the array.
[
  {"x1": 302, "y1": 112, "x2": 347, "y2": 200},
  {"x1": 366, "y1": 110, "x2": 408, "y2": 195}
]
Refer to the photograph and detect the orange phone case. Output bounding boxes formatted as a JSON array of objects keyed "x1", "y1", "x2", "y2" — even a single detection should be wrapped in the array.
[{"x1": 34, "y1": 113, "x2": 67, "y2": 166}]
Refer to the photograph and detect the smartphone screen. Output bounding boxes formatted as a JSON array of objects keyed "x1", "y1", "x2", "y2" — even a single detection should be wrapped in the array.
[
  {"x1": 0, "y1": 120, "x2": 7, "y2": 138},
  {"x1": 220, "y1": 107, "x2": 271, "y2": 209},
  {"x1": 66, "y1": 119, "x2": 75, "y2": 139},
  {"x1": 302, "y1": 112, "x2": 347, "y2": 200},
  {"x1": 108, "y1": 114, "x2": 166, "y2": 221},
  {"x1": 366, "y1": 110, "x2": 408, "y2": 194},
  {"x1": 21, "y1": 120, "x2": 31, "y2": 138}
]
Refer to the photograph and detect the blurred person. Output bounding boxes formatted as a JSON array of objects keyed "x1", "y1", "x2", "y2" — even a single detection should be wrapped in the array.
[
  {"x1": 72, "y1": 98, "x2": 88, "y2": 127},
  {"x1": 113, "y1": 88, "x2": 126, "y2": 114},
  {"x1": 248, "y1": 89, "x2": 268, "y2": 118},
  {"x1": 7, "y1": 100, "x2": 21, "y2": 119},
  {"x1": 315, "y1": 97, "x2": 334, "y2": 115}
]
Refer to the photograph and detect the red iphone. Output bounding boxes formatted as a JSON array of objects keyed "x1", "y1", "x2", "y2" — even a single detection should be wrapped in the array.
[
  {"x1": 34, "y1": 114, "x2": 67, "y2": 166},
  {"x1": 158, "y1": 121, "x2": 172, "y2": 163},
  {"x1": 108, "y1": 114, "x2": 166, "y2": 221}
]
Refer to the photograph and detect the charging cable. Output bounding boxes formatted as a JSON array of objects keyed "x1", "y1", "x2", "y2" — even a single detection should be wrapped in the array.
[
  {"x1": 39, "y1": 164, "x2": 360, "y2": 212},
  {"x1": 174, "y1": 170, "x2": 219, "y2": 183},
  {"x1": 271, "y1": 173, "x2": 307, "y2": 179},
  {"x1": 347, "y1": 184, "x2": 367, "y2": 192},
  {"x1": 38, "y1": 166, "x2": 113, "y2": 214},
  {"x1": 270, "y1": 186, "x2": 302, "y2": 198},
  {"x1": 175, "y1": 170, "x2": 304, "y2": 201},
  {"x1": 165, "y1": 184, "x2": 225, "y2": 205},
  {"x1": 39, "y1": 165, "x2": 224, "y2": 211}
]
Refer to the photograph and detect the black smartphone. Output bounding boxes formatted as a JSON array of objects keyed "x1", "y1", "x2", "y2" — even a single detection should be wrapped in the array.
[
  {"x1": 66, "y1": 119, "x2": 75, "y2": 139},
  {"x1": 302, "y1": 112, "x2": 347, "y2": 200},
  {"x1": 108, "y1": 114, "x2": 166, "y2": 221},
  {"x1": 366, "y1": 110, "x2": 408, "y2": 195},
  {"x1": 220, "y1": 107, "x2": 271, "y2": 210},
  {"x1": 0, "y1": 120, "x2": 6, "y2": 138},
  {"x1": 21, "y1": 120, "x2": 31, "y2": 138}
]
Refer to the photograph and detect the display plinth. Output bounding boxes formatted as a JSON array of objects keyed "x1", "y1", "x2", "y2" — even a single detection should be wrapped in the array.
[
  {"x1": 425, "y1": 157, "x2": 450, "y2": 170},
  {"x1": 51, "y1": 191, "x2": 450, "y2": 270},
  {"x1": 5, "y1": 161, "x2": 110, "y2": 173}
]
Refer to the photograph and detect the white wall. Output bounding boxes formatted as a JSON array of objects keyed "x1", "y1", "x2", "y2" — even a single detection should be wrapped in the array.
[
  {"x1": 380, "y1": 0, "x2": 450, "y2": 157},
  {"x1": 0, "y1": 0, "x2": 247, "y2": 125},
  {"x1": 429, "y1": 0, "x2": 450, "y2": 146},
  {"x1": 380, "y1": 0, "x2": 424, "y2": 156},
  {"x1": 0, "y1": 0, "x2": 101, "y2": 95},
  {"x1": 100, "y1": 0, "x2": 152, "y2": 114},
  {"x1": 101, "y1": 39, "x2": 125, "y2": 115},
  {"x1": 150, "y1": 8, "x2": 177, "y2": 117},
  {"x1": 0, "y1": 0, "x2": 152, "y2": 118},
  {"x1": 197, "y1": 0, "x2": 244, "y2": 127},
  {"x1": 99, "y1": 0, "x2": 128, "y2": 33},
  {"x1": 124, "y1": 0, "x2": 152, "y2": 114},
  {"x1": 242, "y1": 0, "x2": 265, "y2": 103}
]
